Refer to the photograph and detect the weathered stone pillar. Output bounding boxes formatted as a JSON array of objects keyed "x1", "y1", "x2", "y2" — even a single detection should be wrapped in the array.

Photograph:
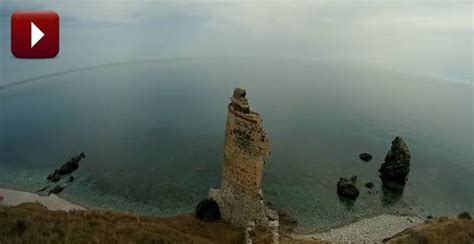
[{"x1": 209, "y1": 88, "x2": 278, "y2": 228}]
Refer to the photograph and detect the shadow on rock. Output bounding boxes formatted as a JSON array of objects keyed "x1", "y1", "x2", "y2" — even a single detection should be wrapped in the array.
[{"x1": 338, "y1": 195, "x2": 356, "y2": 209}]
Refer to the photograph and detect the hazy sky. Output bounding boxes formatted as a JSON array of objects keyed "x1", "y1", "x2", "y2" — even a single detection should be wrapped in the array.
[{"x1": 1, "y1": 0, "x2": 472, "y2": 85}]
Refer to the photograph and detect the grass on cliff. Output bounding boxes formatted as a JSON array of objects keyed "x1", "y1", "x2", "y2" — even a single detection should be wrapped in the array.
[{"x1": 0, "y1": 203, "x2": 244, "y2": 244}]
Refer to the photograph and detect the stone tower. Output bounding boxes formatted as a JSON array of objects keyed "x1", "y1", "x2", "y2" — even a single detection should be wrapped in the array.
[{"x1": 209, "y1": 88, "x2": 278, "y2": 228}]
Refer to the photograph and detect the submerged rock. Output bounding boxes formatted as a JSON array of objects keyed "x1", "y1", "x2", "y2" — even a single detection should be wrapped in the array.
[
  {"x1": 47, "y1": 153, "x2": 85, "y2": 182},
  {"x1": 337, "y1": 175, "x2": 360, "y2": 200},
  {"x1": 195, "y1": 199, "x2": 221, "y2": 222},
  {"x1": 37, "y1": 186, "x2": 49, "y2": 193},
  {"x1": 365, "y1": 182, "x2": 374, "y2": 189},
  {"x1": 359, "y1": 153, "x2": 373, "y2": 162},
  {"x1": 379, "y1": 137, "x2": 411, "y2": 183},
  {"x1": 48, "y1": 185, "x2": 64, "y2": 195},
  {"x1": 47, "y1": 173, "x2": 61, "y2": 182}
]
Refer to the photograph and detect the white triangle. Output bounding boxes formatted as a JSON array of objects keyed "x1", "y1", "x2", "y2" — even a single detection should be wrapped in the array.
[{"x1": 31, "y1": 22, "x2": 45, "y2": 48}]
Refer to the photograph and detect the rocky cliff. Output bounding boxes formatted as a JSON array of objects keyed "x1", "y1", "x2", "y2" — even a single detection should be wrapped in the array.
[{"x1": 209, "y1": 88, "x2": 278, "y2": 229}]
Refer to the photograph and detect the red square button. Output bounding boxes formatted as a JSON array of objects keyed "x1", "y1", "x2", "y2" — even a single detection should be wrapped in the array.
[{"x1": 11, "y1": 11, "x2": 60, "y2": 59}]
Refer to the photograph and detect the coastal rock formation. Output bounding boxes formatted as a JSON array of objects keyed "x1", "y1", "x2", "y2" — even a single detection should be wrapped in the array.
[
  {"x1": 209, "y1": 88, "x2": 278, "y2": 229},
  {"x1": 379, "y1": 137, "x2": 411, "y2": 183},
  {"x1": 337, "y1": 175, "x2": 360, "y2": 200},
  {"x1": 47, "y1": 152, "x2": 86, "y2": 182}
]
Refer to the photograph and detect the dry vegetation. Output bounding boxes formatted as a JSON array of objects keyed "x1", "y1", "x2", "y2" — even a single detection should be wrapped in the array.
[
  {"x1": 1, "y1": 202, "x2": 471, "y2": 244},
  {"x1": 384, "y1": 214, "x2": 474, "y2": 244},
  {"x1": 0, "y1": 202, "x2": 325, "y2": 244},
  {"x1": 0, "y1": 203, "x2": 244, "y2": 244}
]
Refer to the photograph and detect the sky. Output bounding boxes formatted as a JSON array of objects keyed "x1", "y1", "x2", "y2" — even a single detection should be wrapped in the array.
[{"x1": 0, "y1": 0, "x2": 472, "y2": 86}]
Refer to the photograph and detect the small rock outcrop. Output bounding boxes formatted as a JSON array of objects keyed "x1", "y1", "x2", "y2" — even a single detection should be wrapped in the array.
[
  {"x1": 365, "y1": 182, "x2": 374, "y2": 189},
  {"x1": 195, "y1": 198, "x2": 221, "y2": 222},
  {"x1": 337, "y1": 175, "x2": 360, "y2": 200},
  {"x1": 209, "y1": 88, "x2": 278, "y2": 229},
  {"x1": 47, "y1": 153, "x2": 86, "y2": 182},
  {"x1": 359, "y1": 153, "x2": 373, "y2": 162},
  {"x1": 379, "y1": 137, "x2": 411, "y2": 183},
  {"x1": 48, "y1": 185, "x2": 64, "y2": 195}
]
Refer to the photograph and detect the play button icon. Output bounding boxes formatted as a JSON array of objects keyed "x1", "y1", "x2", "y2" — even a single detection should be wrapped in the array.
[
  {"x1": 31, "y1": 22, "x2": 45, "y2": 48},
  {"x1": 11, "y1": 11, "x2": 59, "y2": 58}
]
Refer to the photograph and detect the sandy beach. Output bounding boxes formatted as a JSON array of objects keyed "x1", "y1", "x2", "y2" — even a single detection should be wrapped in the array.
[
  {"x1": 0, "y1": 187, "x2": 85, "y2": 211},
  {"x1": 290, "y1": 214, "x2": 424, "y2": 243}
]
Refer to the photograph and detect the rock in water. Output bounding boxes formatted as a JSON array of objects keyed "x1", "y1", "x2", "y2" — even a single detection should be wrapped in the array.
[
  {"x1": 337, "y1": 175, "x2": 360, "y2": 200},
  {"x1": 48, "y1": 185, "x2": 64, "y2": 195},
  {"x1": 195, "y1": 199, "x2": 221, "y2": 222},
  {"x1": 365, "y1": 182, "x2": 375, "y2": 189},
  {"x1": 379, "y1": 137, "x2": 411, "y2": 183},
  {"x1": 359, "y1": 153, "x2": 373, "y2": 162},
  {"x1": 47, "y1": 153, "x2": 85, "y2": 182},
  {"x1": 37, "y1": 186, "x2": 49, "y2": 192}
]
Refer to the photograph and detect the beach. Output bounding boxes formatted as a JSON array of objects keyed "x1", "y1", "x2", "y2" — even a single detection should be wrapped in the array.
[
  {"x1": 0, "y1": 187, "x2": 85, "y2": 211},
  {"x1": 290, "y1": 214, "x2": 424, "y2": 243}
]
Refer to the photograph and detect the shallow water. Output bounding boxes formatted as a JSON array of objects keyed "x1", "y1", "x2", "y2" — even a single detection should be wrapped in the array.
[{"x1": 0, "y1": 59, "x2": 472, "y2": 231}]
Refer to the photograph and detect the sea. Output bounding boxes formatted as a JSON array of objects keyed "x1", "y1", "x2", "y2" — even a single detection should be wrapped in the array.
[{"x1": 1, "y1": 59, "x2": 472, "y2": 231}]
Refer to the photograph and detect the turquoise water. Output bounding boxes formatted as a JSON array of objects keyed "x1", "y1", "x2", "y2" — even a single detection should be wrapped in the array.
[{"x1": 0, "y1": 59, "x2": 472, "y2": 231}]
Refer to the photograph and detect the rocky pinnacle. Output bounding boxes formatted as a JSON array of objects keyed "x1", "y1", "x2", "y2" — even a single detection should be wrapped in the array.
[{"x1": 379, "y1": 136, "x2": 411, "y2": 183}]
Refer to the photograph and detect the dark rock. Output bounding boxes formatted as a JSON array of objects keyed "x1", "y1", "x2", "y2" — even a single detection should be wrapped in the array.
[
  {"x1": 426, "y1": 215, "x2": 433, "y2": 219},
  {"x1": 48, "y1": 185, "x2": 64, "y2": 195},
  {"x1": 359, "y1": 153, "x2": 373, "y2": 162},
  {"x1": 337, "y1": 175, "x2": 360, "y2": 200},
  {"x1": 47, "y1": 172, "x2": 60, "y2": 182},
  {"x1": 458, "y1": 211, "x2": 472, "y2": 220},
  {"x1": 195, "y1": 199, "x2": 221, "y2": 222},
  {"x1": 68, "y1": 176, "x2": 74, "y2": 182},
  {"x1": 37, "y1": 186, "x2": 49, "y2": 192},
  {"x1": 47, "y1": 153, "x2": 85, "y2": 182},
  {"x1": 365, "y1": 182, "x2": 374, "y2": 189},
  {"x1": 278, "y1": 209, "x2": 298, "y2": 232},
  {"x1": 379, "y1": 137, "x2": 411, "y2": 183},
  {"x1": 57, "y1": 153, "x2": 85, "y2": 175}
]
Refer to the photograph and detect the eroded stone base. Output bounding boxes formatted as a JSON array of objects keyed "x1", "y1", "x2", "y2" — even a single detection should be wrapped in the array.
[{"x1": 209, "y1": 180, "x2": 278, "y2": 228}]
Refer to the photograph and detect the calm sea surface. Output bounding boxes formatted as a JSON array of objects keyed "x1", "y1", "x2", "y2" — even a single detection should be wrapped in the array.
[{"x1": 0, "y1": 59, "x2": 472, "y2": 231}]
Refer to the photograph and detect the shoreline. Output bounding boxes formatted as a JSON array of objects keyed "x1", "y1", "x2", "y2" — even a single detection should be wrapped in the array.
[
  {"x1": 0, "y1": 186, "x2": 425, "y2": 242},
  {"x1": 0, "y1": 186, "x2": 86, "y2": 211},
  {"x1": 289, "y1": 214, "x2": 425, "y2": 243}
]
